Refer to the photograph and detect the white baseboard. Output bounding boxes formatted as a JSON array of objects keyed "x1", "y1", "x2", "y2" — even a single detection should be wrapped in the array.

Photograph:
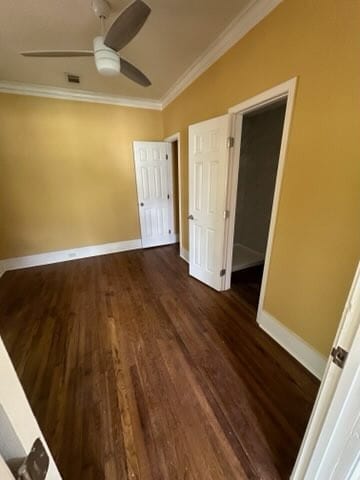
[
  {"x1": 258, "y1": 310, "x2": 327, "y2": 380},
  {"x1": 141, "y1": 233, "x2": 179, "y2": 248},
  {"x1": 0, "y1": 239, "x2": 142, "y2": 277},
  {"x1": 180, "y1": 247, "x2": 189, "y2": 263}
]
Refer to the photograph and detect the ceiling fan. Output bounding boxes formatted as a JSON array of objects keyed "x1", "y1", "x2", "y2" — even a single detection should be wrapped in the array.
[{"x1": 20, "y1": 0, "x2": 152, "y2": 87}]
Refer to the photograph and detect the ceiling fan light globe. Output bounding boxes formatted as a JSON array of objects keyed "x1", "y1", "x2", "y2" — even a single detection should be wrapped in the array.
[{"x1": 93, "y1": 36, "x2": 120, "y2": 76}]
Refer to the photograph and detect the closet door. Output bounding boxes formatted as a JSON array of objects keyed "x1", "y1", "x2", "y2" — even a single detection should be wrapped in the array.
[
  {"x1": 188, "y1": 115, "x2": 231, "y2": 291},
  {"x1": 133, "y1": 141, "x2": 175, "y2": 248}
]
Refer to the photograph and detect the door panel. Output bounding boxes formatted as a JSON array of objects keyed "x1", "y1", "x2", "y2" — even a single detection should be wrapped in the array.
[
  {"x1": 133, "y1": 141, "x2": 176, "y2": 248},
  {"x1": 307, "y1": 319, "x2": 360, "y2": 479},
  {"x1": 0, "y1": 455, "x2": 14, "y2": 480},
  {"x1": 188, "y1": 115, "x2": 230, "y2": 290},
  {"x1": 0, "y1": 338, "x2": 61, "y2": 478},
  {"x1": 293, "y1": 262, "x2": 360, "y2": 479}
]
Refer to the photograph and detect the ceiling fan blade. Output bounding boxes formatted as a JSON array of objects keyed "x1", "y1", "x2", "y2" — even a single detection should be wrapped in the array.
[
  {"x1": 120, "y1": 58, "x2": 151, "y2": 87},
  {"x1": 104, "y1": 0, "x2": 151, "y2": 52},
  {"x1": 21, "y1": 50, "x2": 94, "y2": 58}
]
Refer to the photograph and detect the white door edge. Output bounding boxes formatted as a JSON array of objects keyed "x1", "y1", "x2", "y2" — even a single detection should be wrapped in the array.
[
  {"x1": 164, "y1": 132, "x2": 182, "y2": 254},
  {"x1": 0, "y1": 338, "x2": 61, "y2": 479},
  {"x1": 291, "y1": 261, "x2": 360, "y2": 479}
]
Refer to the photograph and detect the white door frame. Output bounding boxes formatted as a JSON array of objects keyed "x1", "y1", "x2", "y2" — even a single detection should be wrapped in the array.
[
  {"x1": 164, "y1": 132, "x2": 183, "y2": 256},
  {"x1": 222, "y1": 78, "x2": 297, "y2": 324}
]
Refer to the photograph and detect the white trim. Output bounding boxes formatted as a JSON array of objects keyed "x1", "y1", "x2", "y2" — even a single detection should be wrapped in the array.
[
  {"x1": 164, "y1": 133, "x2": 180, "y2": 142},
  {"x1": 232, "y1": 243, "x2": 264, "y2": 272},
  {"x1": 0, "y1": 81, "x2": 162, "y2": 110},
  {"x1": 255, "y1": 79, "x2": 297, "y2": 323},
  {"x1": 180, "y1": 247, "x2": 189, "y2": 263},
  {"x1": 164, "y1": 132, "x2": 183, "y2": 253},
  {"x1": 0, "y1": 239, "x2": 142, "y2": 276},
  {"x1": 228, "y1": 85, "x2": 289, "y2": 114},
  {"x1": 222, "y1": 79, "x2": 297, "y2": 324},
  {"x1": 161, "y1": 0, "x2": 282, "y2": 108},
  {"x1": 141, "y1": 233, "x2": 179, "y2": 248},
  {"x1": 0, "y1": 1, "x2": 281, "y2": 111},
  {"x1": 258, "y1": 310, "x2": 327, "y2": 380}
]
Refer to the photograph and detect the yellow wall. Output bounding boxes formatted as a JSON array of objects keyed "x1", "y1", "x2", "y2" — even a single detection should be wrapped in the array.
[
  {"x1": 163, "y1": 0, "x2": 360, "y2": 355},
  {"x1": 0, "y1": 93, "x2": 163, "y2": 258},
  {"x1": 1, "y1": 0, "x2": 359, "y2": 357}
]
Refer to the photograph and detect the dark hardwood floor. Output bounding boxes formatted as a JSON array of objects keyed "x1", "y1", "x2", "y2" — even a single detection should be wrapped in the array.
[
  {"x1": 230, "y1": 265, "x2": 264, "y2": 310},
  {"x1": 0, "y1": 245, "x2": 319, "y2": 479}
]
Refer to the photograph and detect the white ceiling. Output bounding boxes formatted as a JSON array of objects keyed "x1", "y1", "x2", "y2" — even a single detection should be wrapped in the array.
[{"x1": 0, "y1": 0, "x2": 254, "y2": 101}]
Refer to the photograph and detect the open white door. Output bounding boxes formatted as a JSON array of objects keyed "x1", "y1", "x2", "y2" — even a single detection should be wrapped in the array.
[
  {"x1": 0, "y1": 454, "x2": 14, "y2": 480},
  {"x1": 133, "y1": 141, "x2": 176, "y2": 248},
  {"x1": 188, "y1": 114, "x2": 231, "y2": 291},
  {"x1": 0, "y1": 337, "x2": 61, "y2": 479},
  {"x1": 292, "y1": 262, "x2": 360, "y2": 479}
]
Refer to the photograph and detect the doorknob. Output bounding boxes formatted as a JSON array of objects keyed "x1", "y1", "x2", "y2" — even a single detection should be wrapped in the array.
[
  {"x1": 187, "y1": 214, "x2": 194, "y2": 220},
  {"x1": 140, "y1": 202, "x2": 144, "y2": 207}
]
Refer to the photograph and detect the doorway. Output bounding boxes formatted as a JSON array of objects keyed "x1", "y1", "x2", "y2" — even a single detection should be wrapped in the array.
[
  {"x1": 229, "y1": 99, "x2": 287, "y2": 307},
  {"x1": 187, "y1": 79, "x2": 296, "y2": 295}
]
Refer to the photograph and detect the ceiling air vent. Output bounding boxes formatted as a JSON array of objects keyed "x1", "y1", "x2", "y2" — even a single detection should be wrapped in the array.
[{"x1": 66, "y1": 73, "x2": 80, "y2": 84}]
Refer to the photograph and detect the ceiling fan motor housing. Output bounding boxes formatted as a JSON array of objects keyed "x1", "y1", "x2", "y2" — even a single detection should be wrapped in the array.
[
  {"x1": 93, "y1": 36, "x2": 120, "y2": 76},
  {"x1": 91, "y1": 0, "x2": 111, "y2": 19}
]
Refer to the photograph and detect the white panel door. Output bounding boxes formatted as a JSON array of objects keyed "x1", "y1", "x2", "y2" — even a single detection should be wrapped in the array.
[
  {"x1": 188, "y1": 115, "x2": 230, "y2": 291},
  {"x1": 0, "y1": 337, "x2": 61, "y2": 478},
  {"x1": 0, "y1": 454, "x2": 14, "y2": 479},
  {"x1": 292, "y1": 262, "x2": 360, "y2": 480},
  {"x1": 133, "y1": 141, "x2": 175, "y2": 248},
  {"x1": 301, "y1": 262, "x2": 360, "y2": 480}
]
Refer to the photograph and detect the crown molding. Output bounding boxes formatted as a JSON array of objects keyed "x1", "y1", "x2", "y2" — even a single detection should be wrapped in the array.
[
  {"x1": 0, "y1": 1, "x2": 281, "y2": 111},
  {"x1": 0, "y1": 80, "x2": 162, "y2": 110},
  {"x1": 161, "y1": 0, "x2": 283, "y2": 109}
]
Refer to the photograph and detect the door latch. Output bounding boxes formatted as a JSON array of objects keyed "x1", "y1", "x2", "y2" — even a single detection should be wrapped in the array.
[{"x1": 226, "y1": 136, "x2": 234, "y2": 148}]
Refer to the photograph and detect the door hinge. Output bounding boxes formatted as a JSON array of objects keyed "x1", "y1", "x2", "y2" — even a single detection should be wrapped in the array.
[
  {"x1": 331, "y1": 345, "x2": 348, "y2": 369},
  {"x1": 226, "y1": 136, "x2": 235, "y2": 148},
  {"x1": 223, "y1": 209, "x2": 230, "y2": 219},
  {"x1": 17, "y1": 438, "x2": 49, "y2": 480},
  {"x1": 166, "y1": 154, "x2": 169, "y2": 160},
  {"x1": 220, "y1": 269, "x2": 226, "y2": 277}
]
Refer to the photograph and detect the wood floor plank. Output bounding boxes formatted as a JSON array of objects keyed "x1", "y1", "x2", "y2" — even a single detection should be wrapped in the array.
[{"x1": 0, "y1": 245, "x2": 319, "y2": 479}]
